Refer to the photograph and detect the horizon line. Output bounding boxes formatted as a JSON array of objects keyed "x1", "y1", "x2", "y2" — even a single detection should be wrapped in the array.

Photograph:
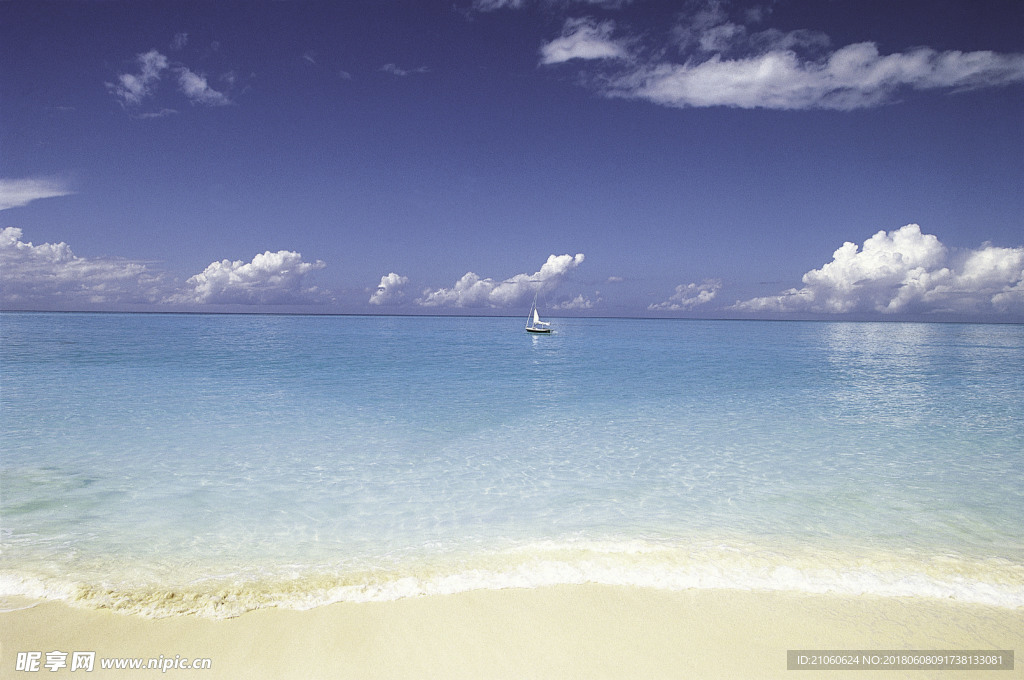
[{"x1": 2, "y1": 308, "x2": 1022, "y2": 327}]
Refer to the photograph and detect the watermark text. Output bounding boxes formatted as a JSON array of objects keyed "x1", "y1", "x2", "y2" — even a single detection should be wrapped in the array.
[{"x1": 15, "y1": 651, "x2": 212, "y2": 673}]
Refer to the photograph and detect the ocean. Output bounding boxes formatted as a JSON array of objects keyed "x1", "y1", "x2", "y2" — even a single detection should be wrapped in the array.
[{"x1": 1, "y1": 312, "x2": 1022, "y2": 617}]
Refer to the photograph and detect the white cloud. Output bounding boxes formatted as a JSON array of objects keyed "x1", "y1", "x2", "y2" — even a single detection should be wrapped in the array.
[
  {"x1": 134, "y1": 108, "x2": 178, "y2": 120},
  {"x1": 734, "y1": 224, "x2": 1024, "y2": 316},
  {"x1": 671, "y1": 2, "x2": 829, "y2": 57},
  {"x1": 608, "y1": 43, "x2": 1024, "y2": 110},
  {"x1": 649, "y1": 279, "x2": 722, "y2": 311},
  {"x1": 540, "y1": 18, "x2": 630, "y2": 65},
  {"x1": 417, "y1": 253, "x2": 584, "y2": 308},
  {"x1": 474, "y1": 0, "x2": 629, "y2": 10},
  {"x1": 176, "y1": 68, "x2": 232, "y2": 106},
  {"x1": 1, "y1": 228, "x2": 334, "y2": 309},
  {"x1": 108, "y1": 49, "x2": 234, "y2": 110},
  {"x1": 579, "y1": 0, "x2": 633, "y2": 7},
  {"x1": 554, "y1": 293, "x2": 595, "y2": 310},
  {"x1": 171, "y1": 33, "x2": 189, "y2": 51},
  {"x1": 380, "y1": 64, "x2": 430, "y2": 77},
  {"x1": 473, "y1": 0, "x2": 526, "y2": 10},
  {"x1": 369, "y1": 272, "x2": 409, "y2": 305},
  {"x1": 0, "y1": 178, "x2": 74, "y2": 211},
  {"x1": 173, "y1": 250, "x2": 327, "y2": 305},
  {"x1": 540, "y1": 1, "x2": 1024, "y2": 110},
  {"x1": 0, "y1": 227, "x2": 166, "y2": 306},
  {"x1": 107, "y1": 49, "x2": 169, "y2": 107}
]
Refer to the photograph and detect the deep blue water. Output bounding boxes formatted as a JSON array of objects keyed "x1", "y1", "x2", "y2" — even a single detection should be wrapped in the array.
[{"x1": 2, "y1": 313, "x2": 1022, "y2": 616}]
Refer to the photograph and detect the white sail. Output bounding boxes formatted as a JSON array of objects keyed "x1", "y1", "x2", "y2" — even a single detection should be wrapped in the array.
[{"x1": 525, "y1": 294, "x2": 551, "y2": 332}]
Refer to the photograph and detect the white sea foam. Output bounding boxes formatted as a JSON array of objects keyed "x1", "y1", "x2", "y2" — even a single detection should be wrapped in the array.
[{"x1": 2, "y1": 539, "x2": 1021, "y2": 619}]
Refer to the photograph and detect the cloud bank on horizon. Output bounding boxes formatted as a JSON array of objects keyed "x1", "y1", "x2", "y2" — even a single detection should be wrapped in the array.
[
  {"x1": 415, "y1": 253, "x2": 586, "y2": 308},
  {"x1": 0, "y1": 217, "x2": 588, "y2": 312},
  {"x1": 4, "y1": 218, "x2": 1022, "y2": 318},
  {"x1": 733, "y1": 224, "x2": 1024, "y2": 316},
  {"x1": 170, "y1": 251, "x2": 328, "y2": 305},
  {"x1": 0, "y1": 227, "x2": 327, "y2": 308},
  {"x1": 537, "y1": 2, "x2": 1024, "y2": 110},
  {"x1": 0, "y1": 227, "x2": 167, "y2": 306},
  {"x1": 649, "y1": 279, "x2": 723, "y2": 312}
]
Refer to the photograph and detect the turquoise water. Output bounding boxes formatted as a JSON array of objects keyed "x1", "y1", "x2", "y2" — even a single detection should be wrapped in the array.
[{"x1": 2, "y1": 312, "x2": 1022, "y2": 617}]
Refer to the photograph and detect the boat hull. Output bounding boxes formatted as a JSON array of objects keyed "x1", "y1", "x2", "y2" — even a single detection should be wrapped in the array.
[{"x1": 525, "y1": 327, "x2": 552, "y2": 334}]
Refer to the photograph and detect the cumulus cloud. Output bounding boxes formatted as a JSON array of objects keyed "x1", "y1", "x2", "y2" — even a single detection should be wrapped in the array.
[
  {"x1": 540, "y1": 1, "x2": 1024, "y2": 110},
  {"x1": 0, "y1": 228, "x2": 335, "y2": 309},
  {"x1": 0, "y1": 178, "x2": 74, "y2": 211},
  {"x1": 172, "y1": 250, "x2": 327, "y2": 305},
  {"x1": 417, "y1": 253, "x2": 584, "y2": 308},
  {"x1": 369, "y1": 272, "x2": 409, "y2": 305},
  {"x1": 0, "y1": 227, "x2": 166, "y2": 306},
  {"x1": 540, "y1": 18, "x2": 630, "y2": 65},
  {"x1": 734, "y1": 224, "x2": 1024, "y2": 316},
  {"x1": 649, "y1": 279, "x2": 722, "y2": 311}
]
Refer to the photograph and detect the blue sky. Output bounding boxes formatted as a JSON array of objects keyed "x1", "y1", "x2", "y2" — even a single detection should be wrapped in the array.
[{"x1": 2, "y1": 0, "x2": 1022, "y2": 320}]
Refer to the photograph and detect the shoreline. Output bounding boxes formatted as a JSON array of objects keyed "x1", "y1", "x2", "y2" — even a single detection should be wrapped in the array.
[{"x1": 2, "y1": 586, "x2": 1021, "y2": 679}]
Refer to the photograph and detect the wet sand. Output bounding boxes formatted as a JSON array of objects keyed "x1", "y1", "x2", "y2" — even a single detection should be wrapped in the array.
[{"x1": 2, "y1": 586, "x2": 1021, "y2": 679}]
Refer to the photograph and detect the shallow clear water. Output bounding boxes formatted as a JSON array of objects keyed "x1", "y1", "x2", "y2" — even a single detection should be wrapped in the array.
[{"x1": 2, "y1": 313, "x2": 1022, "y2": 616}]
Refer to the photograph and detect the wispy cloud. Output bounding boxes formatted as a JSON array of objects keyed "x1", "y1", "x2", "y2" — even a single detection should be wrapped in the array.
[
  {"x1": 539, "y1": 18, "x2": 629, "y2": 65},
  {"x1": 107, "y1": 49, "x2": 169, "y2": 107},
  {"x1": 176, "y1": 67, "x2": 232, "y2": 106},
  {"x1": 472, "y1": 0, "x2": 526, "y2": 10},
  {"x1": 0, "y1": 178, "x2": 74, "y2": 211},
  {"x1": 474, "y1": 0, "x2": 631, "y2": 10},
  {"x1": 0, "y1": 227, "x2": 167, "y2": 306},
  {"x1": 172, "y1": 251, "x2": 327, "y2": 305},
  {"x1": 417, "y1": 253, "x2": 584, "y2": 308},
  {"x1": 380, "y1": 63, "x2": 430, "y2": 77},
  {"x1": 733, "y1": 224, "x2": 1024, "y2": 315},
  {"x1": 171, "y1": 32, "x2": 189, "y2": 51},
  {"x1": 649, "y1": 279, "x2": 722, "y2": 311},
  {"x1": 607, "y1": 44, "x2": 1024, "y2": 111},
  {"x1": 134, "y1": 108, "x2": 178, "y2": 120},
  {"x1": 108, "y1": 49, "x2": 234, "y2": 112},
  {"x1": 369, "y1": 272, "x2": 410, "y2": 305},
  {"x1": 539, "y1": 1, "x2": 1024, "y2": 110}
]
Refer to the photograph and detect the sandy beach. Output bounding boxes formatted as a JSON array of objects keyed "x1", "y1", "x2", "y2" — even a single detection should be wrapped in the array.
[{"x1": 2, "y1": 586, "x2": 1020, "y2": 679}]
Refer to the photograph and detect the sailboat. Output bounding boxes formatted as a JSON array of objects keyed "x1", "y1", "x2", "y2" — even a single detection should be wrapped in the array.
[{"x1": 525, "y1": 295, "x2": 552, "y2": 334}]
